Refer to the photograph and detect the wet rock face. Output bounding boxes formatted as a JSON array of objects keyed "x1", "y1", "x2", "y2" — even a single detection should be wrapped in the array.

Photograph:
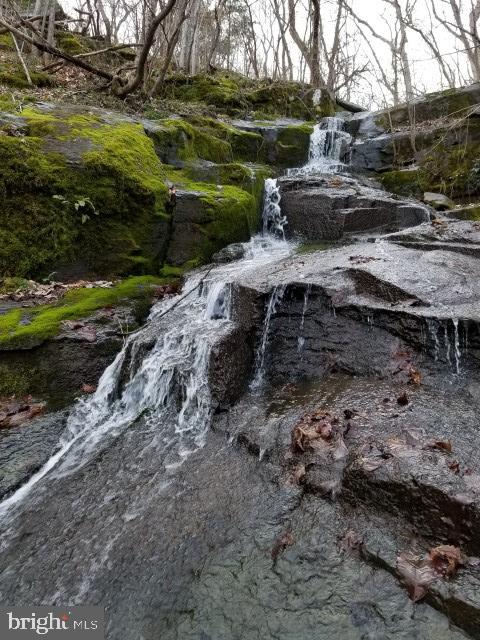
[
  {"x1": 212, "y1": 243, "x2": 246, "y2": 264},
  {"x1": 0, "y1": 411, "x2": 67, "y2": 500},
  {"x1": 209, "y1": 285, "x2": 261, "y2": 407},
  {"x1": 278, "y1": 174, "x2": 430, "y2": 241},
  {"x1": 262, "y1": 285, "x2": 409, "y2": 382}
]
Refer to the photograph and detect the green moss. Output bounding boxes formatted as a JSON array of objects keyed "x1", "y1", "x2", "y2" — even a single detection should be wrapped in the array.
[
  {"x1": 186, "y1": 116, "x2": 265, "y2": 161},
  {"x1": 296, "y1": 241, "x2": 338, "y2": 254},
  {"x1": 0, "y1": 363, "x2": 34, "y2": 397},
  {"x1": 0, "y1": 136, "x2": 75, "y2": 276},
  {"x1": 170, "y1": 119, "x2": 231, "y2": 163},
  {"x1": 0, "y1": 33, "x2": 13, "y2": 50},
  {"x1": 55, "y1": 31, "x2": 90, "y2": 56},
  {"x1": 0, "y1": 94, "x2": 17, "y2": 113},
  {"x1": 0, "y1": 67, "x2": 55, "y2": 89},
  {"x1": 0, "y1": 276, "x2": 167, "y2": 349},
  {"x1": 448, "y1": 205, "x2": 480, "y2": 221},
  {"x1": 78, "y1": 120, "x2": 166, "y2": 196},
  {"x1": 21, "y1": 106, "x2": 58, "y2": 136},
  {"x1": 196, "y1": 184, "x2": 257, "y2": 261},
  {"x1": 160, "y1": 73, "x2": 325, "y2": 118},
  {"x1": 159, "y1": 264, "x2": 186, "y2": 278},
  {"x1": 276, "y1": 123, "x2": 314, "y2": 167},
  {"x1": 378, "y1": 169, "x2": 426, "y2": 198},
  {"x1": 116, "y1": 47, "x2": 136, "y2": 61},
  {"x1": 162, "y1": 167, "x2": 259, "y2": 265},
  {"x1": 419, "y1": 139, "x2": 480, "y2": 198},
  {"x1": 245, "y1": 83, "x2": 313, "y2": 119},
  {"x1": 162, "y1": 72, "x2": 250, "y2": 112},
  {"x1": 0, "y1": 277, "x2": 29, "y2": 294},
  {"x1": 0, "y1": 108, "x2": 171, "y2": 278}
]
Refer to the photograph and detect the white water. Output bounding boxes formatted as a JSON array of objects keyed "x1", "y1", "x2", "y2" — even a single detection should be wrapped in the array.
[
  {"x1": 251, "y1": 285, "x2": 286, "y2": 389},
  {"x1": 297, "y1": 284, "x2": 311, "y2": 353},
  {"x1": 262, "y1": 177, "x2": 286, "y2": 238},
  {"x1": 287, "y1": 116, "x2": 352, "y2": 177},
  {"x1": 0, "y1": 117, "x2": 348, "y2": 520},
  {"x1": 425, "y1": 318, "x2": 462, "y2": 373}
]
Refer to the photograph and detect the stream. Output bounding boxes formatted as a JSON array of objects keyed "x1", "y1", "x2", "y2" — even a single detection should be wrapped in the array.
[{"x1": 0, "y1": 117, "x2": 475, "y2": 639}]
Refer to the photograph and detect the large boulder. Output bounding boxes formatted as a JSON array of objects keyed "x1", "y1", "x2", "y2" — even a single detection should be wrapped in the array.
[
  {"x1": 278, "y1": 174, "x2": 430, "y2": 241},
  {"x1": 423, "y1": 192, "x2": 455, "y2": 210},
  {"x1": 0, "y1": 103, "x2": 270, "y2": 279},
  {"x1": 347, "y1": 85, "x2": 480, "y2": 200}
]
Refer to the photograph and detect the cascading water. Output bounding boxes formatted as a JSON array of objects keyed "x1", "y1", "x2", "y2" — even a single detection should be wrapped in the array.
[
  {"x1": 250, "y1": 285, "x2": 286, "y2": 389},
  {"x1": 262, "y1": 177, "x2": 286, "y2": 238},
  {"x1": 0, "y1": 117, "x2": 348, "y2": 522},
  {"x1": 287, "y1": 116, "x2": 352, "y2": 177},
  {"x1": 425, "y1": 317, "x2": 463, "y2": 373},
  {"x1": 297, "y1": 285, "x2": 311, "y2": 353}
]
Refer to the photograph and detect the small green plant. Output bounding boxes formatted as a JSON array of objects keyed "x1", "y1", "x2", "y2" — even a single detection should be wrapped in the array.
[{"x1": 52, "y1": 194, "x2": 98, "y2": 223}]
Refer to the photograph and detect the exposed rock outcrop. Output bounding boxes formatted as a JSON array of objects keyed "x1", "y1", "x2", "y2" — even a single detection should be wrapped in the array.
[{"x1": 278, "y1": 174, "x2": 430, "y2": 241}]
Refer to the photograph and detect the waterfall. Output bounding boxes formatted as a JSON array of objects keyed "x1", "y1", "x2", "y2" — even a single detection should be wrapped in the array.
[
  {"x1": 0, "y1": 278, "x2": 235, "y2": 517},
  {"x1": 425, "y1": 318, "x2": 462, "y2": 373},
  {"x1": 287, "y1": 116, "x2": 352, "y2": 177},
  {"x1": 0, "y1": 116, "x2": 339, "y2": 518},
  {"x1": 262, "y1": 178, "x2": 286, "y2": 238},
  {"x1": 250, "y1": 285, "x2": 286, "y2": 390},
  {"x1": 453, "y1": 319, "x2": 461, "y2": 374},
  {"x1": 297, "y1": 285, "x2": 311, "y2": 353}
]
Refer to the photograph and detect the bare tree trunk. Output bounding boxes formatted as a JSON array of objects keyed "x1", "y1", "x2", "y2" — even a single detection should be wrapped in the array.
[
  {"x1": 95, "y1": 0, "x2": 112, "y2": 43},
  {"x1": 112, "y1": 0, "x2": 177, "y2": 96},
  {"x1": 207, "y1": 0, "x2": 225, "y2": 69},
  {"x1": 150, "y1": 7, "x2": 187, "y2": 94},
  {"x1": 44, "y1": 0, "x2": 55, "y2": 64},
  {"x1": 288, "y1": 0, "x2": 323, "y2": 87}
]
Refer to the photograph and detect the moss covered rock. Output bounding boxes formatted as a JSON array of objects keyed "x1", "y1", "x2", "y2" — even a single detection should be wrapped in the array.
[
  {"x1": 378, "y1": 169, "x2": 426, "y2": 198},
  {"x1": 0, "y1": 276, "x2": 167, "y2": 405},
  {"x1": 0, "y1": 102, "x2": 283, "y2": 279},
  {"x1": 0, "y1": 276, "x2": 164, "y2": 350},
  {"x1": 160, "y1": 72, "x2": 337, "y2": 119},
  {"x1": 0, "y1": 65, "x2": 55, "y2": 89},
  {"x1": 146, "y1": 115, "x2": 265, "y2": 165},
  {"x1": 0, "y1": 104, "x2": 170, "y2": 278},
  {"x1": 373, "y1": 84, "x2": 480, "y2": 131}
]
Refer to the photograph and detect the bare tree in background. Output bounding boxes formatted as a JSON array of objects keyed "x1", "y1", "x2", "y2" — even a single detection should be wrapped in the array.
[
  {"x1": 431, "y1": 0, "x2": 480, "y2": 83},
  {"x1": 288, "y1": 0, "x2": 322, "y2": 87}
]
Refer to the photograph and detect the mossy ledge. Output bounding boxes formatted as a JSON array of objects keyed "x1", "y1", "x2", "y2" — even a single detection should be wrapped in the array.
[
  {"x1": 0, "y1": 102, "x2": 309, "y2": 279},
  {"x1": 0, "y1": 276, "x2": 166, "y2": 350},
  {"x1": 159, "y1": 72, "x2": 340, "y2": 119}
]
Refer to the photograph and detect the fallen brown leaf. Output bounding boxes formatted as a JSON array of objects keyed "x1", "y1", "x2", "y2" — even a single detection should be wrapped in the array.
[
  {"x1": 408, "y1": 367, "x2": 422, "y2": 386},
  {"x1": 429, "y1": 545, "x2": 465, "y2": 578},
  {"x1": 271, "y1": 531, "x2": 294, "y2": 561},
  {"x1": 396, "y1": 552, "x2": 437, "y2": 602},
  {"x1": 448, "y1": 460, "x2": 460, "y2": 474},
  {"x1": 428, "y1": 440, "x2": 453, "y2": 453},
  {"x1": 287, "y1": 464, "x2": 306, "y2": 485},
  {"x1": 339, "y1": 530, "x2": 363, "y2": 552}
]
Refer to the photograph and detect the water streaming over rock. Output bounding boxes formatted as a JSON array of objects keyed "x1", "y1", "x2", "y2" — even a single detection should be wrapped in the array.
[
  {"x1": 0, "y1": 117, "x2": 355, "y2": 523},
  {"x1": 425, "y1": 317, "x2": 462, "y2": 373},
  {"x1": 1, "y1": 113, "x2": 478, "y2": 640},
  {"x1": 287, "y1": 116, "x2": 352, "y2": 176},
  {"x1": 262, "y1": 177, "x2": 286, "y2": 238},
  {"x1": 297, "y1": 284, "x2": 311, "y2": 353},
  {"x1": 250, "y1": 285, "x2": 286, "y2": 389}
]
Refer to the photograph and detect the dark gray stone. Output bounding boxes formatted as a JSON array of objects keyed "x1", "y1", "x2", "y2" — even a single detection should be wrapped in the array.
[{"x1": 212, "y1": 243, "x2": 246, "y2": 263}]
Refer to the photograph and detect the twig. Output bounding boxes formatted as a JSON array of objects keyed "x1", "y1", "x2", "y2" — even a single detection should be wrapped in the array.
[{"x1": 11, "y1": 34, "x2": 32, "y2": 85}]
